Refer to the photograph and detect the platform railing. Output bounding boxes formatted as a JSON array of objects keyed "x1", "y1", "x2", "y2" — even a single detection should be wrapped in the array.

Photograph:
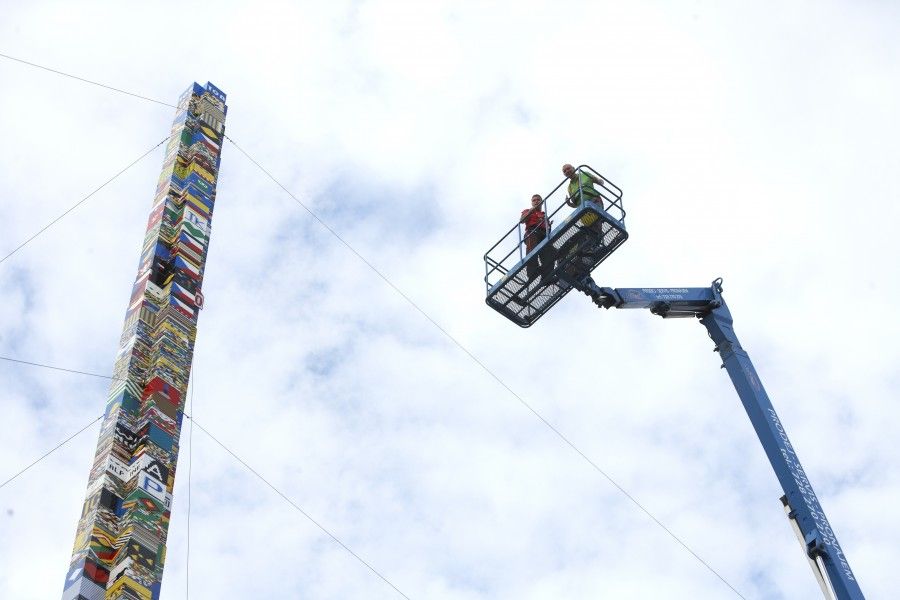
[{"x1": 484, "y1": 166, "x2": 624, "y2": 293}]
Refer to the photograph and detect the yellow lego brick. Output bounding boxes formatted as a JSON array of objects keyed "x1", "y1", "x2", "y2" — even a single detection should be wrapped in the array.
[{"x1": 107, "y1": 574, "x2": 152, "y2": 600}]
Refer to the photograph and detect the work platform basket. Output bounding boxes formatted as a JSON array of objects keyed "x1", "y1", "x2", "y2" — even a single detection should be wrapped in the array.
[{"x1": 483, "y1": 166, "x2": 628, "y2": 327}]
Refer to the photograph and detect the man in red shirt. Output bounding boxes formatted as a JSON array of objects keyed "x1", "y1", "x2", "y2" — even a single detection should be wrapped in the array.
[{"x1": 520, "y1": 194, "x2": 553, "y2": 281}]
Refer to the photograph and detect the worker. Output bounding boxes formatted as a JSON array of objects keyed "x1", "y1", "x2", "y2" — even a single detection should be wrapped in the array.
[
  {"x1": 520, "y1": 194, "x2": 554, "y2": 281},
  {"x1": 562, "y1": 163, "x2": 605, "y2": 228}
]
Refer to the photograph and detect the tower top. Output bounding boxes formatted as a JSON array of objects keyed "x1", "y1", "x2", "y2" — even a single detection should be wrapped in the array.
[
  {"x1": 202, "y1": 81, "x2": 226, "y2": 103},
  {"x1": 177, "y1": 82, "x2": 228, "y2": 112}
]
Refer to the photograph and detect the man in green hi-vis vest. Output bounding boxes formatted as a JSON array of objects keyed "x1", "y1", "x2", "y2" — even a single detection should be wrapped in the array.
[
  {"x1": 562, "y1": 163, "x2": 605, "y2": 227},
  {"x1": 562, "y1": 163, "x2": 605, "y2": 208}
]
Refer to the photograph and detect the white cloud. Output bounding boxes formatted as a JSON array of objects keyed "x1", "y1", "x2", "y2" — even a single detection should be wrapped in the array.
[{"x1": 1, "y1": 1, "x2": 898, "y2": 598}]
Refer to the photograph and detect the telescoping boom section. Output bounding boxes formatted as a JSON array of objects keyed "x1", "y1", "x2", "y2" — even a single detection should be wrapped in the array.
[
  {"x1": 570, "y1": 277, "x2": 865, "y2": 599},
  {"x1": 483, "y1": 166, "x2": 628, "y2": 327}
]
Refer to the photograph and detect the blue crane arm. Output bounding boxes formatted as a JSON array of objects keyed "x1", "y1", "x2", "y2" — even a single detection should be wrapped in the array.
[{"x1": 571, "y1": 277, "x2": 864, "y2": 600}]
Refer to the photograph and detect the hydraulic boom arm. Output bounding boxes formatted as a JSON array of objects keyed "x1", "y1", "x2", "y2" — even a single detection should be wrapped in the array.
[{"x1": 570, "y1": 276, "x2": 864, "y2": 600}]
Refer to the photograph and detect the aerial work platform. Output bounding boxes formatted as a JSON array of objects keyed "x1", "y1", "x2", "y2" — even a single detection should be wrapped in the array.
[
  {"x1": 482, "y1": 165, "x2": 864, "y2": 598},
  {"x1": 483, "y1": 166, "x2": 627, "y2": 327}
]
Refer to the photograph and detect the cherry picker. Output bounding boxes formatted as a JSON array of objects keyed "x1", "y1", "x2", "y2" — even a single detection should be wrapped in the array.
[{"x1": 483, "y1": 166, "x2": 864, "y2": 599}]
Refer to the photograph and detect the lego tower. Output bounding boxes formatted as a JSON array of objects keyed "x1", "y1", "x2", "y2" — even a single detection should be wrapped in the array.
[{"x1": 63, "y1": 82, "x2": 227, "y2": 600}]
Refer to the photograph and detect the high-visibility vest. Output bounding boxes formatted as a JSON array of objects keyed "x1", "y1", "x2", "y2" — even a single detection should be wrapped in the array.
[
  {"x1": 567, "y1": 172, "x2": 601, "y2": 205},
  {"x1": 568, "y1": 172, "x2": 602, "y2": 227}
]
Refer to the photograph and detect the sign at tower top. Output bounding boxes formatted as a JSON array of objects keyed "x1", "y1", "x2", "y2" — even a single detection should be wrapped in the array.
[{"x1": 205, "y1": 82, "x2": 226, "y2": 103}]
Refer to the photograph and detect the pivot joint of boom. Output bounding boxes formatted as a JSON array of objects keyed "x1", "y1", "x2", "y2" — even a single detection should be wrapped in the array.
[{"x1": 568, "y1": 274, "x2": 620, "y2": 309}]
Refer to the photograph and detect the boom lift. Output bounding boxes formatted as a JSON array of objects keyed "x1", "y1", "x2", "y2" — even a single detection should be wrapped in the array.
[{"x1": 483, "y1": 166, "x2": 864, "y2": 599}]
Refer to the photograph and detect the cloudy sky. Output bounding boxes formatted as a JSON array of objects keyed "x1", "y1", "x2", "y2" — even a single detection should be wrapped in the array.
[{"x1": 1, "y1": 1, "x2": 898, "y2": 598}]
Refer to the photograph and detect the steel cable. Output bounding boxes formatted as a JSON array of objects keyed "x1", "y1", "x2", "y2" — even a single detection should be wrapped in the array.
[
  {"x1": 0, "y1": 415, "x2": 102, "y2": 490},
  {"x1": 0, "y1": 138, "x2": 168, "y2": 266}
]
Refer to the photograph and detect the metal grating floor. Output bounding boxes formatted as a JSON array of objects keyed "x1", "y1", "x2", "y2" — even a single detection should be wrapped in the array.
[{"x1": 486, "y1": 205, "x2": 628, "y2": 327}]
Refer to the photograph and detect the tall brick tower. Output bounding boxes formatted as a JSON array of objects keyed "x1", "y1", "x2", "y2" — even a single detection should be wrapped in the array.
[{"x1": 63, "y1": 82, "x2": 227, "y2": 600}]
